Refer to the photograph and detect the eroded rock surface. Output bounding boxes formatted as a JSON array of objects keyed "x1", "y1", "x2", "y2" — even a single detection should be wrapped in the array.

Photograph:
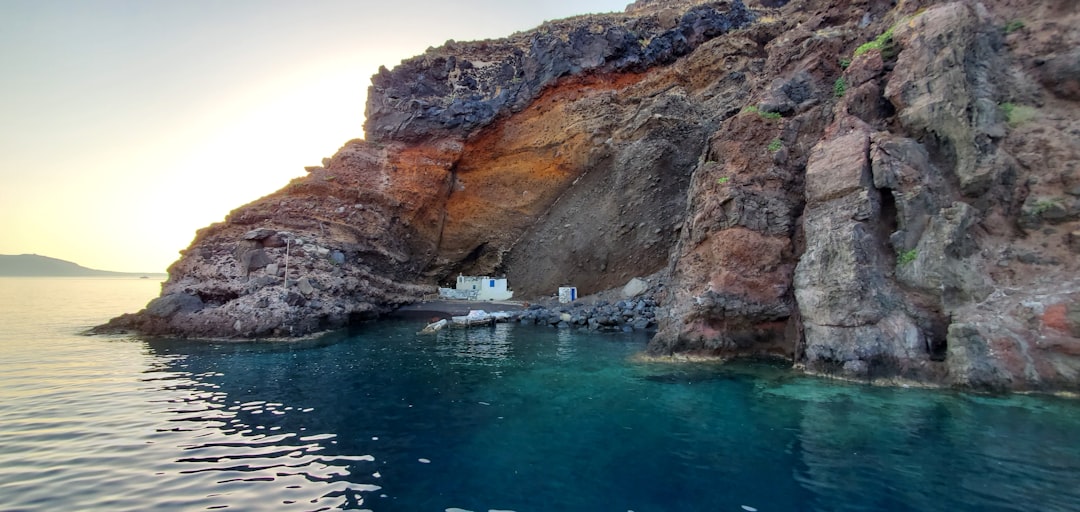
[
  {"x1": 99, "y1": 0, "x2": 1080, "y2": 392},
  {"x1": 364, "y1": 0, "x2": 754, "y2": 142}
]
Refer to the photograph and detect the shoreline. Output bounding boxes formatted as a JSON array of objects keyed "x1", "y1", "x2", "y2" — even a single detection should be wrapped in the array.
[{"x1": 388, "y1": 299, "x2": 526, "y2": 320}]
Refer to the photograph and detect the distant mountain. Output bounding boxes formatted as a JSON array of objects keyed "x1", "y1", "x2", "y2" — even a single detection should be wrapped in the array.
[{"x1": 0, "y1": 254, "x2": 158, "y2": 277}]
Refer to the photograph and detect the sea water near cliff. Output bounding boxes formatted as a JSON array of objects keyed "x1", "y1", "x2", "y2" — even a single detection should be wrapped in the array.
[{"x1": 1, "y1": 277, "x2": 1079, "y2": 511}]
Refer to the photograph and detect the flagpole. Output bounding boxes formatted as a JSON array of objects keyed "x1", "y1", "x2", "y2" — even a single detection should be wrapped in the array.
[{"x1": 282, "y1": 238, "x2": 290, "y2": 293}]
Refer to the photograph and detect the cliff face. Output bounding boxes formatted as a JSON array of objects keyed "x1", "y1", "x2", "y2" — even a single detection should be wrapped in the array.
[{"x1": 99, "y1": 0, "x2": 1080, "y2": 392}]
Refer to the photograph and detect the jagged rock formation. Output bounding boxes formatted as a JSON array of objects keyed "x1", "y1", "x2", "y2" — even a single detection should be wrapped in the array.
[{"x1": 98, "y1": 0, "x2": 1080, "y2": 392}]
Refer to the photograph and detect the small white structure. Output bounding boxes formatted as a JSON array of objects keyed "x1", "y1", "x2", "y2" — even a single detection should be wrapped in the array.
[
  {"x1": 439, "y1": 275, "x2": 514, "y2": 301},
  {"x1": 558, "y1": 286, "x2": 578, "y2": 304}
]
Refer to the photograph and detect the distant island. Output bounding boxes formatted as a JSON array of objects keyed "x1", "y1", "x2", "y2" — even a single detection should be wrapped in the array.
[{"x1": 0, "y1": 254, "x2": 164, "y2": 277}]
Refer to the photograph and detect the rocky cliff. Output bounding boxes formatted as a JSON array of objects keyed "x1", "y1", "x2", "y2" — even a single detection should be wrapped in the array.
[{"x1": 98, "y1": 0, "x2": 1080, "y2": 393}]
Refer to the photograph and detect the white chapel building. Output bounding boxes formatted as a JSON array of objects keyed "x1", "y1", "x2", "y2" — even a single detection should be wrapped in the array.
[{"x1": 439, "y1": 275, "x2": 514, "y2": 301}]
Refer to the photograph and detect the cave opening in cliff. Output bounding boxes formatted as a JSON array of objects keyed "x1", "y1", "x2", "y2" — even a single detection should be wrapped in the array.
[
  {"x1": 347, "y1": 310, "x2": 379, "y2": 326},
  {"x1": 440, "y1": 242, "x2": 493, "y2": 284},
  {"x1": 878, "y1": 187, "x2": 899, "y2": 253},
  {"x1": 196, "y1": 290, "x2": 240, "y2": 307},
  {"x1": 927, "y1": 333, "x2": 948, "y2": 361}
]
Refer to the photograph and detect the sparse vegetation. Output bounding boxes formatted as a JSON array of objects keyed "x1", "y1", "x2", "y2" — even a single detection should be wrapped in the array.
[
  {"x1": 834, "y1": 77, "x2": 847, "y2": 97},
  {"x1": 742, "y1": 105, "x2": 782, "y2": 120},
  {"x1": 1033, "y1": 198, "x2": 1061, "y2": 215},
  {"x1": 854, "y1": 26, "x2": 895, "y2": 58},
  {"x1": 1000, "y1": 102, "x2": 1038, "y2": 126},
  {"x1": 767, "y1": 138, "x2": 783, "y2": 152},
  {"x1": 840, "y1": 58, "x2": 851, "y2": 69},
  {"x1": 717, "y1": 176, "x2": 730, "y2": 185},
  {"x1": 898, "y1": 249, "x2": 918, "y2": 266},
  {"x1": 1004, "y1": 19, "x2": 1024, "y2": 34}
]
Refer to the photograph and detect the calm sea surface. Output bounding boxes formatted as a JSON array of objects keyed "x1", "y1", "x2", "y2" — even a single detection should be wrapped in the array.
[{"x1": 1, "y1": 277, "x2": 1079, "y2": 511}]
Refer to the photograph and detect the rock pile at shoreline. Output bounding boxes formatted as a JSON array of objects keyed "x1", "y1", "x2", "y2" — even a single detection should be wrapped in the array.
[{"x1": 511, "y1": 297, "x2": 659, "y2": 332}]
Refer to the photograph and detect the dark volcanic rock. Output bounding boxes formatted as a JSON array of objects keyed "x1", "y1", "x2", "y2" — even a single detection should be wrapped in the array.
[
  {"x1": 364, "y1": 1, "x2": 754, "y2": 142},
  {"x1": 146, "y1": 293, "x2": 204, "y2": 318},
  {"x1": 507, "y1": 296, "x2": 659, "y2": 332},
  {"x1": 1038, "y1": 48, "x2": 1080, "y2": 101}
]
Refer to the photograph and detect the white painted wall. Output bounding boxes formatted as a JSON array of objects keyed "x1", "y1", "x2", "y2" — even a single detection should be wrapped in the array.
[
  {"x1": 558, "y1": 286, "x2": 577, "y2": 303},
  {"x1": 455, "y1": 275, "x2": 513, "y2": 301}
]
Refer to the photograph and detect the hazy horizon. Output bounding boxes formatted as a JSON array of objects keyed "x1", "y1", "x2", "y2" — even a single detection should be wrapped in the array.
[
  {"x1": 0, "y1": 0, "x2": 631, "y2": 273},
  {"x1": 0, "y1": 253, "x2": 167, "y2": 275}
]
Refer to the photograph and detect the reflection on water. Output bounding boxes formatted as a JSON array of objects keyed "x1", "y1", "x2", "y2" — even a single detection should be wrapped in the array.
[
  {"x1": 433, "y1": 323, "x2": 514, "y2": 363},
  {"x1": 2, "y1": 278, "x2": 1080, "y2": 512},
  {"x1": 140, "y1": 336, "x2": 384, "y2": 510},
  {"x1": 555, "y1": 328, "x2": 577, "y2": 360},
  {"x1": 154, "y1": 389, "x2": 379, "y2": 507}
]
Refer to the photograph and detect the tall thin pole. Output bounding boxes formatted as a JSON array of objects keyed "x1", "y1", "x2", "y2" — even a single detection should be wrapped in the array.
[{"x1": 282, "y1": 238, "x2": 290, "y2": 293}]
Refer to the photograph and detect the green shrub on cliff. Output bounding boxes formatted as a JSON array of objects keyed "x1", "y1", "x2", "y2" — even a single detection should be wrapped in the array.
[
  {"x1": 1033, "y1": 198, "x2": 1061, "y2": 215},
  {"x1": 742, "y1": 105, "x2": 782, "y2": 120},
  {"x1": 897, "y1": 249, "x2": 918, "y2": 266},
  {"x1": 767, "y1": 138, "x2": 782, "y2": 152},
  {"x1": 834, "y1": 77, "x2": 846, "y2": 97},
  {"x1": 1000, "y1": 102, "x2": 1038, "y2": 126},
  {"x1": 854, "y1": 26, "x2": 895, "y2": 58},
  {"x1": 1004, "y1": 19, "x2": 1024, "y2": 33}
]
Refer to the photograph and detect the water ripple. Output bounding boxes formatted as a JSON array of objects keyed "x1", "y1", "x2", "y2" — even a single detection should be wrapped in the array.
[
  {"x1": 127, "y1": 369, "x2": 385, "y2": 510},
  {"x1": 4, "y1": 279, "x2": 1080, "y2": 512}
]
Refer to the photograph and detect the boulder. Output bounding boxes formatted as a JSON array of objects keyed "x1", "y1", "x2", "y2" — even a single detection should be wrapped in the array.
[
  {"x1": 1038, "y1": 48, "x2": 1080, "y2": 101},
  {"x1": 296, "y1": 277, "x2": 315, "y2": 295},
  {"x1": 622, "y1": 278, "x2": 649, "y2": 299},
  {"x1": 243, "y1": 228, "x2": 277, "y2": 241},
  {"x1": 145, "y1": 293, "x2": 203, "y2": 318}
]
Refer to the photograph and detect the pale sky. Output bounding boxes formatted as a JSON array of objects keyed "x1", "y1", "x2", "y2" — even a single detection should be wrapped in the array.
[{"x1": 0, "y1": 0, "x2": 631, "y2": 272}]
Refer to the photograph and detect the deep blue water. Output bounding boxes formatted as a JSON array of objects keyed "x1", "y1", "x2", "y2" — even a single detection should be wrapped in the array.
[{"x1": 1, "y1": 278, "x2": 1079, "y2": 511}]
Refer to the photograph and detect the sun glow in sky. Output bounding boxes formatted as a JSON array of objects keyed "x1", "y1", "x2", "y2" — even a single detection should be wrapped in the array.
[{"x1": 0, "y1": 0, "x2": 631, "y2": 273}]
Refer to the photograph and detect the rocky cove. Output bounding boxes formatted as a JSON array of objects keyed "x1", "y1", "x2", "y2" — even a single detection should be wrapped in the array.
[
  {"x1": 96, "y1": 0, "x2": 1080, "y2": 393},
  {"x1": 397, "y1": 277, "x2": 664, "y2": 333},
  {"x1": 512, "y1": 298, "x2": 660, "y2": 332}
]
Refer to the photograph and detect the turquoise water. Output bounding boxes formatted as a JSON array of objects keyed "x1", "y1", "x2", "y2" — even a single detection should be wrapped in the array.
[{"x1": 1, "y1": 278, "x2": 1079, "y2": 511}]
